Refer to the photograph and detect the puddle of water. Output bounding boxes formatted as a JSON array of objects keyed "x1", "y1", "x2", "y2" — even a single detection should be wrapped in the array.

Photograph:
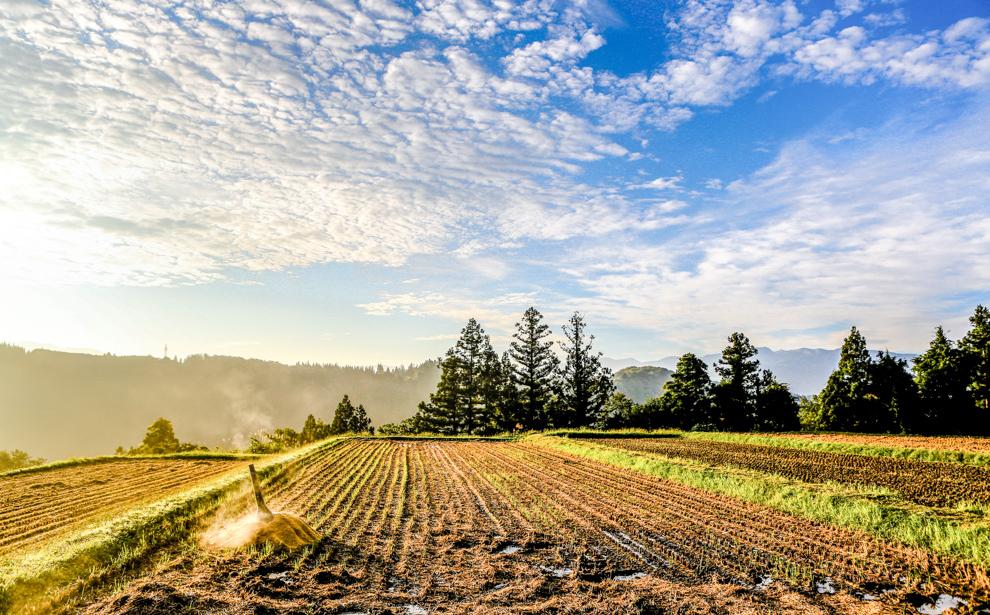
[
  {"x1": 499, "y1": 544, "x2": 521, "y2": 554},
  {"x1": 266, "y1": 571, "x2": 291, "y2": 583},
  {"x1": 860, "y1": 594, "x2": 879, "y2": 601},
  {"x1": 405, "y1": 606, "x2": 428, "y2": 615},
  {"x1": 754, "y1": 575, "x2": 773, "y2": 591},
  {"x1": 815, "y1": 578, "x2": 836, "y2": 594},
  {"x1": 613, "y1": 571, "x2": 646, "y2": 581},
  {"x1": 540, "y1": 565, "x2": 573, "y2": 578},
  {"x1": 918, "y1": 594, "x2": 967, "y2": 615}
]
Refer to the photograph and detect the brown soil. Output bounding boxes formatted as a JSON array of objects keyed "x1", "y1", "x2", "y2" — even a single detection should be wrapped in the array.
[
  {"x1": 0, "y1": 458, "x2": 245, "y2": 555},
  {"x1": 588, "y1": 437, "x2": 990, "y2": 507},
  {"x1": 82, "y1": 440, "x2": 985, "y2": 614}
]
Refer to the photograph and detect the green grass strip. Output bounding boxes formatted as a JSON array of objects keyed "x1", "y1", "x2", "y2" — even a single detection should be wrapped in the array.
[
  {"x1": 681, "y1": 431, "x2": 990, "y2": 468},
  {"x1": 0, "y1": 437, "x2": 344, "y2": 614},
  {"x1": 530, "y1": 434, "x2": 990, "y2": 568}
]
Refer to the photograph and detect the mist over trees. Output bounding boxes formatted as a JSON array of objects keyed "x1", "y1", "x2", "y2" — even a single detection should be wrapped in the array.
[
  {"x1": 0, "y1": 344, "x2": 438, "y2": 459},
  {"x1": 249, "y1": 394, "x2": 373, "y2": 453},
  {"x1": 0, "y1": 449, "x2": 44, "y2": 473}
]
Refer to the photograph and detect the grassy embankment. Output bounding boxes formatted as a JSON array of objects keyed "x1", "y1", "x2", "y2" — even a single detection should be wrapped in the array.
[
  {"x1": 547, "y1": 428, "x2": 990, "y2": 467},
  {"x1": 531, "y1": 434, "x2": 990, "y2": 570},
  {"x1": 0, "y1": 438, "x2": 343, "y2": 614}
]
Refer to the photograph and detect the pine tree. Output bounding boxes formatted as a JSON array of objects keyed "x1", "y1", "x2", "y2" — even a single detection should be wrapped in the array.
[
  {"x1": 420, "y1": 350, "x2": 462, "y2": 433},
  {"x1": 658, "y1": 353, "x2": 713, "y2": 429},
  {"x1": 453, "y1": 318, "x2": 497, "y2": 434},
  {"x1": 351, "y1": 403, "x2": 373, "y2": 434},
  {"x1": 914, "y1": 326, "x2": 971, "y2": 434},
  {"x1": 558, "y1": 312, "x2": 614, "y2": 427},
  {"x1": 960, "y1": 305, "x2": 990, "y2": 427},
  {"x1": 815, "y1": 326, "x2": 874, "y2": 431},
  {"x1": 508, "y1": 307, "x2": 559, "y2": 430},
  {"x1": 713, "y1": 333, "x2": 760, "y2": 430},
  {"x1": 417, "y1": 319, "x2": 512, "y2": 434},
  {"x1": 330, "y1": 395, "x2": 357, "y2": 434}
]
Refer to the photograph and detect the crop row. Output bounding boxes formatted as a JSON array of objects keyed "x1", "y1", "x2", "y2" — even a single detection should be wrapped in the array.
[
  {"x1": 766, "y1": 433, "x2": 990, "y2": 455},
  {"x1": 586, "y1": 437, "x2": 990, "y2": 508},
  {"x1": 0, "y1": 458, "x2": 245, "y2": 555},
  {"x1": 252, "y1": 440, "x2": 987, "y2": 605}
]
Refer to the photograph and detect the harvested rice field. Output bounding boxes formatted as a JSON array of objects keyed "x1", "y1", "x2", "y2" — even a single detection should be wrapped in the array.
[
  {"x1": 0, "y1": 457, "x2": 247, "y2": 556},
  {"x1": 585, "y1": 436, "x2": 990, "y2": 507},
  {"x1": 73, "y1": 438, "x2": 988, "y2": 614}
]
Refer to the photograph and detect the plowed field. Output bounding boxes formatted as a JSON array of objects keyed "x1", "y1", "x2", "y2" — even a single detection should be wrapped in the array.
[
  {"x1": 0, "y1": 458, "x2": 246, "y2": 555},
  {"x1": 588, "y1": 437, "x2": 990, "y2": 507},
  {"x1": 87, "y1": 440, "x2": 988, "y2": 614}
]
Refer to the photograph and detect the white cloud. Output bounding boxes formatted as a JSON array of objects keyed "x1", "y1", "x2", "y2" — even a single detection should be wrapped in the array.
[{"x1": 552, "y1": 102, "x2": 990, "y2": 353}]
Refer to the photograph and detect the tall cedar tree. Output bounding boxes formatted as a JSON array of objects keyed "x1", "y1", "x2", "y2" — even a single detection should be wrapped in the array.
[
  {"x1": 815, "y1": 327, "x2": 875, "y2": 431},
  {"x1": 659, "y1": 353, "x2": 713, "y2": 429},
  {"x1": 417, "y1": 319, "x2": 510, "y2": 434},
  {"x1": 914, "y1": 326, "x2": 971, "y2": 434},
  {"x1": 960, "y1": 305, "x2": 990, "y2": 425},
  {"x1": 508, "y1": 307, "x2": 560, "y2": 430},
  {"x1": 558, "y1": 312, "x2": 614, "y2": 427},
  {"x1": 713, "y1": 333, "x2": 760, "y2": 430}
]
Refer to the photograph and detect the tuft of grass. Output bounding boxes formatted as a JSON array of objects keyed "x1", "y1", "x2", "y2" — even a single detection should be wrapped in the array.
[
  {"x1": 0, "y1": 438, "x2": 343, "y2": 614},
  {"x1": 530, "y1": 435, "x2": 990, "y2": 568}
]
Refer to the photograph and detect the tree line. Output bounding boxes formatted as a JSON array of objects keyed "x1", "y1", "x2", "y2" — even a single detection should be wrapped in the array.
[
  {"x1": 248, "y1": 394, "x2": 374, "y2": 453},
  {"x1": 384, "y1": 304, "x2": 990, "y2": 436},
  {"x1": 381, "y1": 309, "x2": 616, "y2": 435}
]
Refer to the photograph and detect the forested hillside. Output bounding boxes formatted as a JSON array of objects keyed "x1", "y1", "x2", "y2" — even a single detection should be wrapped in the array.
[{"x1": 0, "y1": 345, "x2": 438, "y2": 459}]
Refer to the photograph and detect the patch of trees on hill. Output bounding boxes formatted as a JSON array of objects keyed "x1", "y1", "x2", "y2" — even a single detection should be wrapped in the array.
[
  {"x1": 0, "y1": 346, "x2": 439, "y2": 459},
  {"x1": 0, "y1": 449, "x2": 44, "y2": 473},
  {"x1": 248, "y1": 394, "x2": 374, "y2": 453}
]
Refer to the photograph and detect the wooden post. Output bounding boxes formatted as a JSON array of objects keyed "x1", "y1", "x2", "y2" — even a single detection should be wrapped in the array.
[{"x1": 249, "y1": 464, "x2": 274, "y2": 521}]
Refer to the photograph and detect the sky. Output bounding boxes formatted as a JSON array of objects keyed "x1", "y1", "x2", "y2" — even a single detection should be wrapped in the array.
[{"x1": 1, "y1": 0, "x2": 989, "y2": 366}]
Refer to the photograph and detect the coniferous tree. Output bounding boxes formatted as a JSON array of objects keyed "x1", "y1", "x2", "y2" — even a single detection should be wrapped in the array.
[
  {"x1": 868, "y1": 351, "x2": 919, "y2": 433},
  {"x1": 811, "y1": 326, "x2": 874, "y2": 431},
  {"x1": 508, "y1": 307, "x2": 559, "y2": 430},
  {"x1": 416, "y1": 319, "x2": 513, "y2": 434},
  {"x1": 558, "y1": 312, "x2": 614, "y2": 427},
  {"x1": 960, "y1": 305, "x2": 990, "y2": 427},
  {"x1": 330, "y1": 395, "x2": 357, "y2": 434},
  {"x1": 351, "y1": 403, "x2": 373, "y2": 434},
  {"x1": 914, "y1": 327, "x2": 971, "y2": 434},
  {"x1": 712, "y1": 333, "x2": 760, "y2": 430},
  {"x1": 416, "y1": 349, "x2": 461, "y2": 434},
  {"x1": 752, "y1": 370, "x2": 800, "y2": 431},
  {"x1": 657, "y1": 353, "x2": 713, "y2": 429}
]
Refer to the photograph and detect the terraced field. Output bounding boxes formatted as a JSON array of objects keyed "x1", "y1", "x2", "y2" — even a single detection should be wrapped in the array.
[
  {"x1": 84, "y1": 439, "x2": 988, "y2": 614},
  {"x1": 0, "y1": 458, "x2": 247, "y2": 555},
  {"x1": 587, "y1": 437, "x2": 990, "y2": 507}
]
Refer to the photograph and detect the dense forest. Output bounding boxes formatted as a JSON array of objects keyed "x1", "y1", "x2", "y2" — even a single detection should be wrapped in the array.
[
  {"x1": 384, "y1": 305, "x2": 990, "y2": 436},
  {"x1": 0, "y1": 346, "x2": 438, "y2": 459}
]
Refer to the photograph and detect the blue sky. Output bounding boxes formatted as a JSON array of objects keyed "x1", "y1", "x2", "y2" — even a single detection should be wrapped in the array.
[{"x1": 1, "y1": 0, "x2": 989, "y2": 365}]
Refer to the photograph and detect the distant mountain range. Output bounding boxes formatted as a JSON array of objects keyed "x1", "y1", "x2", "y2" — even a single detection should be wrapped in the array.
[{"x1": 605, "y1": 347, "x2": 917, "y2": 397}]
